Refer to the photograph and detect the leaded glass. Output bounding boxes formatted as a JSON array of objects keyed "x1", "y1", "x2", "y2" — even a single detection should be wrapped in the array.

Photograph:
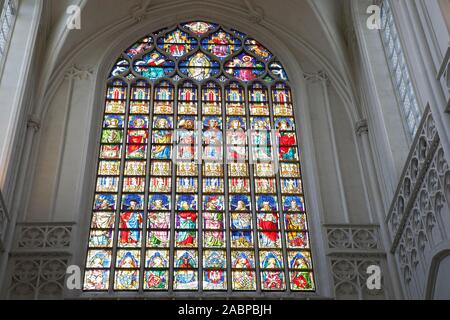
[
  {"x1": 158, "y1": 29, "x2": 197, "y2": 58},
  {"x1": 380, "y1": 0, "x2": 422, "y2": 138},
  {"x1": 225, "y1": 53, "x2": 265, "y2": 82},
  {"x1": 84, "y1": 21, "x2": 315, "y2": 294},
  {"x1": 202, "y1": 30, "x2": 242, "y2": 59},
  {"x1": 179, "y1": 52, "x2": 220, "y2": 81}
]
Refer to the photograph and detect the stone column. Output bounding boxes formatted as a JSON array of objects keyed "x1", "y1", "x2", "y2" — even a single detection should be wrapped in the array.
[{"x1": 354, "y1": 118, "x2": 404, "y2": 299}]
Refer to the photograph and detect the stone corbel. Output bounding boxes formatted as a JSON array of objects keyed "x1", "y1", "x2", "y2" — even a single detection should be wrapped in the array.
[
  {"x1": 355, "y1": 119, "x2": 369, "y2": 136},
  {"x1": 26, "y1": 115, "x2": 41, "y2": 132}
]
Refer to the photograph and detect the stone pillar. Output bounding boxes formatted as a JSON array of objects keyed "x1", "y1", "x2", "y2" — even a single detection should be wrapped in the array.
[
  {"x1": 354, "y1": 118, "x2": 404, "y2": 299},
  {"x1": 304, "y1": 71, "x2": 350, "y2": 224}
]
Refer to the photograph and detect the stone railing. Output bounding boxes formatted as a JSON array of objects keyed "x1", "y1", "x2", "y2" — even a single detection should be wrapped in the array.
[
  {"x1": 0, "y1": 190, "x2": 9, "y2": 251},
  {"x1": 326, "y1": 225, "x2": 381, "y2": 252},
  {"x1": 325, "y1": 225, "x2": 390, "y2": 300},
  {"x1": 386, "y1": 106, "x2": 450, "y2": 299},
  {"x1": 4, "y1": 223, "x2": 73, "y2": 299}
]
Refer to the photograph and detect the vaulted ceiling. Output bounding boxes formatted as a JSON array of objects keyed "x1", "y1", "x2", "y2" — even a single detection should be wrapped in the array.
[
  {"x1": 35, "y1": 0, "x2": 358, "y2": 120},
  {"x1": 42, "y1": 0, "x2": 350, "y2": 78}
]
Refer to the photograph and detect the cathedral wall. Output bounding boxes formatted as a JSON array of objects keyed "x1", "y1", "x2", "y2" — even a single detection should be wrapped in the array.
[
  {"x1": 352, "y1": 0, "x2": 450, "y2": 300},
  {"x1": 0, "y1": 0, "x2": 410, "y2": 299},
  {"x1": 306, "y1": 77, "x2": 346, "y2": 224},
  {"x1": 391, "y1": 0, "x2": 450, "y2": 155},
  {"x1": 327, "y1": 86, "x2": 371, "y2": 224},
  {"x1": 352, "y1": 0, "x2": 411, "y2": 209},
  {"x1": 23, "y1": 17, "x2": 366, "y2": 299},
  {"x1": 26, "y1": 80, "x2": 70, "y2": 222},
  {"x1": 0, "y1": 0, "x2": 42, "y2": 204}
]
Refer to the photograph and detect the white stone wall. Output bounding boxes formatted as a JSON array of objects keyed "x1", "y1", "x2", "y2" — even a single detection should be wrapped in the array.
[{"x1": 352, "y1": 0, "x2": 450, "y2": 299}]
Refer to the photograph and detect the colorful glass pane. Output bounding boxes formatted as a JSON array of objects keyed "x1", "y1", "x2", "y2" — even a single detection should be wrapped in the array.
[
  {"x1": 202, "y1": 30, "x2": 242, "y2": 59},
  {"x1": 174, "y1": 270, "x2": 198, "y2": 290},
  {"x1": 85, "y1": 21, "x2": 315, "y2": 294},
  {"x1": 146, "y1": 250, "x2": 170, "y2": 268},
  {"x1": 182, "y1": 21, "x2": 218, "y2": 35},
  {"x1": 116, "y1": 250, "x2": 141, "y2": 268},
  {"x1": 245, "y1": 38, "x2": 273, "y2": 61},
  {"x1": 232, "y1": 271, "x2": 256, "y2": 291},
  {"x1": 203, "y1": 270, "x2": 227, "y2": 290},
  {"x1": 144, "y1": 270, "x2": 169, "y2": 290},
  {"x1": 269, "y1": 61, "x2": 288, "y2": 80},
  {"x1": 157, "y1": 29, "x2": 197, "y2": 58},
  {"x1": 147, "y1": 212, "x2": 171, "y2": 229},
  {"x1": 179, "y1": 52, "x2": 220, "y2": 81},
  {"x1": 224, "y1": 53, "x2": 265, "y2": 81},
  {"x1": 125, "y1": 36, "x2": 153, "y2": 58},
  {"x1": 89, "y1": 230, "x2": 114, "y2": 247},
  {"x1": 261, "y1": 271, "x2": 285, "y2": 291},
  {"x1": 147, "y1": 230, "x2": 170, "y2": 248},
  {"x1": 114, "y1": 270, "x2": 139, "y2": 290},
  {"x1": 84, "y1": 270, "x2": 110, "y2": 290},
  {"x1": 134, "y1": 51, "x2": 175, "y2": 80},
  {"x1": 110, "y1": 58, "x2": 129, "y2": 77},
  {"x1": 290, "y1": 271, "x2": 315, "y2": 291},
  {"x1": 230, "y1": 29, "x2": 247, "y2": 39},
  {"x1": 86, "y1": 250, "x2": 112, "y2": 268}
]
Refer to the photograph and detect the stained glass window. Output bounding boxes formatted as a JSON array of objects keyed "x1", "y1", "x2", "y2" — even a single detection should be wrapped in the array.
[
  {"x1": 84, "y1": 22, "x2": 315, "y2": 294},
  {"x1": 0, "y1": 0, "x2": 17, "y2": 77},
  {"x1": 380, "y1": 0, "x2": 422, "y2": 138}
]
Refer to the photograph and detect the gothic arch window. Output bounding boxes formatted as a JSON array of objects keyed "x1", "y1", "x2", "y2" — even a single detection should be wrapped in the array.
[
  {"x1": 380, "y1": 0, "x2": 422, "y2": 138},
  {"x1": 84, "y1": 21, "x2": 315, "y2": 294}
]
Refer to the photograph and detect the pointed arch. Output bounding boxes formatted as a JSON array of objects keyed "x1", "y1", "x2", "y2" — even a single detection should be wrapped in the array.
[{"x1": 83, "y1": 21, "x2": 315, "y2": 295}]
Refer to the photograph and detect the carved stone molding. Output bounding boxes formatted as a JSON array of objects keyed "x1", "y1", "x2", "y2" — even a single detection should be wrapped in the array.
[
  {"x1": 355, "y1": 120, "x2": 369, "y2": 136},
  {"x1": 387, "y1": 107, "x2": 441, "y2": 249},
  {"x1": 330, "y1": 254, "x2": 387, "y2": 300},
  {"x1": 4, "y1": 223, "x2": 74, "y2": 299},
  {"x1": 26, "y1": 115, "x2": 41, "y2": 133},
  {"x1": 14, "y1": 224, "x2": 72, "y2": 251},
  {"x1": 325, "y1": 225, "x2": 388, "y2": 299},
  {"x1": 6, "y1": 254, "x2": 70, "y2": 300},
  {"x1": 64, "y1": 65, "x2": 94, "y2": 81},
  {"x1": 326, "y1": 225, "x2": 381, "y2": 251},
  {"x1": 387, "y1": 107, "x2": 450, "y2": 299},
  {"x1": 303, "y1": 71, "x2": 329, "y2": 84}
]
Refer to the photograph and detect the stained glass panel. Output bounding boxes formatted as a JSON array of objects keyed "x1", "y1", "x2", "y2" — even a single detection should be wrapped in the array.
[
  {"x1": 181, "y1": 21, "x2": 218, "y2": 36},
  {"x1": 157, "y1": 29, "x2": 197, "y2": 58},
  {"x1": 125, "y1": 36, "x2": 153, "y2": 58},
  {"x1": 202, "y1": 30, "x2": 242, "y2": 59},
  {"x1": 244, "y1": 38, "x2": 273, "y2": 62},
  {"x1": 179, "y1": 52, "x2": 220, "y2": 81},
  {"x1": 110, "y1": 58, "x2": 130, "y2": 77},
  {"x1": 85, "y1": 22, "x2": 314, "y2": 294},
  {"x1": 134, "y1": 52, "x2": 175, "y2": 80},
  {"x1": 224, "y1": 53, "x2": 265, "y2": 81}
]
